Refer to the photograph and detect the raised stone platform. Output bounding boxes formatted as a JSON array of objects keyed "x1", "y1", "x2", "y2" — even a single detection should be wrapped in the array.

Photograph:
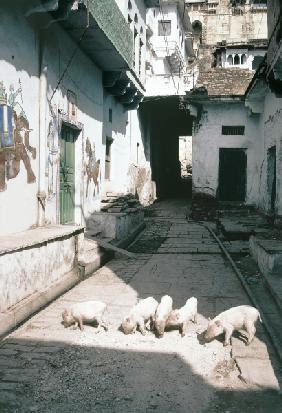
[
  {"x1": 87, "y1": 209, "x2": 144, "y2": 242},
  {"x1": 250, "y1": 236, "x2": 282, "y2": 311},
  {"x1": 0, "y1": 226, "x2": 114, "y2": 338},
  {"x1": 218, "y1": 210, "x2": 269, "y2": 240}
]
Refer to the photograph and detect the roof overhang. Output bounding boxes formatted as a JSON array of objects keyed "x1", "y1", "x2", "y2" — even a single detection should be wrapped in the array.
[{"x1": 25, "y1": 1, "x2": 145, "y2": 106}]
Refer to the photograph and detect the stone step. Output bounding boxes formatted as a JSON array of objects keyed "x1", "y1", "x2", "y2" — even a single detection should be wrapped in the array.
[{"x1": 250, "y1": 236, "x2": 282, "y2": 313}]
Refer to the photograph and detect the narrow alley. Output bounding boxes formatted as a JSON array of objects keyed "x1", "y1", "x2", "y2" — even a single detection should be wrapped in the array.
[{"x1": 0, "y1": 199, "x2": 281, "y2": 413}]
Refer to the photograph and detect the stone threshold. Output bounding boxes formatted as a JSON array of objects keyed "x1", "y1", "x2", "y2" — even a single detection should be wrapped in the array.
[{"x1": 0, "y1": 225, "x2": 84, "y2": 256}]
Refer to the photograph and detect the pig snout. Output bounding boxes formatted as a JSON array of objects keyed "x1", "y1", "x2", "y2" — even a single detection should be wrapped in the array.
[
  {"x1": 204, "y1": 319, "x2": 223, "y2": 342},
  {"x1": 62, "y1": 310, "x2": 74, "y2": 327}
]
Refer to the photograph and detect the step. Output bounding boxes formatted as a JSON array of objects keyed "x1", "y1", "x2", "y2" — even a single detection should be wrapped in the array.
[{"x1": 250, "y1": 236, "x2": 282, "y2": 312}]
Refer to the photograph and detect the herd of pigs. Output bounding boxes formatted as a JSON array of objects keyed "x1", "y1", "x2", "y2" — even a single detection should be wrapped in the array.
[{"x1": 62, "y1": 296, "x2": 262, "y2": 346}]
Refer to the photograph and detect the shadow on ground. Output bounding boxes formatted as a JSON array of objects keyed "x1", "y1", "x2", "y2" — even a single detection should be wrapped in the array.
[{"x1": 0, "y1": 337, "x2": 281, "y2": 413}]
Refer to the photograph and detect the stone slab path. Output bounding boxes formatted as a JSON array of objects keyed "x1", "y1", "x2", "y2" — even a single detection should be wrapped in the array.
[{"x1": 0, "y1": 199, "x2": 281, "y2": 413}]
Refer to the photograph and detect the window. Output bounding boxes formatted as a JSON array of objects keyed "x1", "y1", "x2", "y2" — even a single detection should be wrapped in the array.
[
  {"x1": 139, "y1": 39, "x2": 143, "y2": 77},
  {"x1": 241, "y1": 54, "x2": 247, "y2": 64},
  {"x1": 137, "y1": 142, "x2": 140, "y2": 164},
  {"x1": 222, "y1": 126, "x2": 245, "y2": 135},
  {"x1": 67, "y1": 90, "x2": 77, "y2": 121},
  {"x1": 234, "y1": 54, "x2": 240, "y2": 65},
  {"x1": 133, "y1": 28, "x2": 137, "y2": 68},
  {"x1": 105, "y1": 137, "x2": 113, "y2": 180},
  {"x1": 227, "y1": 54, "x2": 233, "y2": 65},
  {"x1": 158, "y1": 20, "x2": 171, "y2": 36},
  {"x1": 109, "y1": 108, "x2": 112, "y2": 123}
]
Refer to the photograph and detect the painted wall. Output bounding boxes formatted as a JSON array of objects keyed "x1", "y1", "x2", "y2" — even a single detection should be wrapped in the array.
[
  {"x1": 192, "y1": 102, "x2": 262, "y2": 205},
  {"x1": 0, "y1": 6, "x2": 39, "y2": 236},
  {"x1": 43, "y1": 24, "x2": 104, "y2": 227}
]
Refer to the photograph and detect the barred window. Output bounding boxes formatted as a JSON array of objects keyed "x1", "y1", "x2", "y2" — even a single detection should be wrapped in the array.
[
  {"x1": 222, "y1": 126, "x2": 245, "y2": 135},
  {"x1": 158, "y1": 20, "x2": 171, "y2": 36}
]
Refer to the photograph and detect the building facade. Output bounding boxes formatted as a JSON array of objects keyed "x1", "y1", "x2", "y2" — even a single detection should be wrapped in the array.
[
  {"x1": 0, "y1": 0, "x2": 157, "y2": 325},
  {"x1": 145, "y1": 0, "x2": 194, "y2": 96},
  {"x1": 187, "y1": 0, "x2": 282, "y2": 223}
]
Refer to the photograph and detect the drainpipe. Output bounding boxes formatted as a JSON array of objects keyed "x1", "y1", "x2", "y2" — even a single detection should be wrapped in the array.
[{"x1": 37, "y1": 30, "x2": 47, "y2": 226}]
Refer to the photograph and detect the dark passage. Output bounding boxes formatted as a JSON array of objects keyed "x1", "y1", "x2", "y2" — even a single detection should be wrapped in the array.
[
  {"x1": 218, "y1": 148, "x2": 247, "y2": 201},
  {"x1": 139, "y1": 96, "x2": 193, "y2": 199}
]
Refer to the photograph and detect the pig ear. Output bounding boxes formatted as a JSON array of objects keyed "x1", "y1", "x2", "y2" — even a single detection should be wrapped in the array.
[{"x1": 215, "y1": 320, "x2": 221, "y2": 326}]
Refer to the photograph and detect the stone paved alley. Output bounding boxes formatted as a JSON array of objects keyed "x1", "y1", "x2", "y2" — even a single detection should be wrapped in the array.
[{"x1": 0, "y1": 199, "x2": 281, "y2": 413}]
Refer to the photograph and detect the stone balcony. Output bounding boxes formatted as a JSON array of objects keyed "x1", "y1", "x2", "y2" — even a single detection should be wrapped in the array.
[{"x1": 26, "y1": 0, "x2": 145, "y2": 108}]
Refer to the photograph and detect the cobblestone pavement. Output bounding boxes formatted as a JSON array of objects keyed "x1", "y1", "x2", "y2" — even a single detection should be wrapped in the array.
[{"x1": 0, "y1": 198, "x2": 281, "y2": 413}]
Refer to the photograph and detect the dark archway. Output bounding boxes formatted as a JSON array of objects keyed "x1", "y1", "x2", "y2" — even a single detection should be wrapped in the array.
[{"x1": 139, "y1": 96, "x2": 193, "y2": 199}]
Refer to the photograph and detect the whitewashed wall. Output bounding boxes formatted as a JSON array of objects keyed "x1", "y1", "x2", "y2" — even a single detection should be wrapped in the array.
[
  {"x1": 222, "y1": 48, "x2": 266, "y2": 70},
  {"x1": 0, "y1": 6, "x2": 39, "y2": 236},
  {"x1": 259, "y1": 91, "x2": 282, "y2": 215},
  {"x1": 192, "y1": 102, "x2": 262, "y2": 205},
  {"x1": 145, "y1": 5, "x2": 189, "y2": 96},
  {"x1": 43, "y1": 23, "x2": 104, "y2": 227}
]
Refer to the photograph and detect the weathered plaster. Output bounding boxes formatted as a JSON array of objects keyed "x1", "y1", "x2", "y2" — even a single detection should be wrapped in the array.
[{"x1": 192, "y1": 102, "x2": 262, "y2": 205}]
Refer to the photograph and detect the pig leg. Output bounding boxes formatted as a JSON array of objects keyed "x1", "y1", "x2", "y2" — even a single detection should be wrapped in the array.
[
  {"x1": 223, "y1": 325, "x2": 233, "y2": 346},
  {"x1": 101, "y1": 319, "x2": 108, "y2": 331},
  {"x1": 94, "y1": 316, "x2": 108, "y2": 333},
  {"x1": 245, "y1": 321, "x2": 256, "y2": 345},
  {"x1": 181, "y1": 321, "x2": 189, "y2": 337},
  {"x1": 138, "y1": 320, "x2": 147, "y2": 336},
  {"x1": 77, "y1": 316, "x2": 84, "y2": 331},
  {"x1": 72, "y1": 321, "x2": 79, "y2": 330}
]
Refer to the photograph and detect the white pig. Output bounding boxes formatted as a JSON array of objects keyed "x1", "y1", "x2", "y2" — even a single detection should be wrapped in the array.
[
  {"x1": 121, "y1": 297, "x2": 158, "y2": 335},
  {"x1": 155, "y1": 295, "x2": 173, "y2": 337},
  {"x1": 204, "y1": 305, "x2": 262, "y2": 346},
  {"x1": 166, "y1": 297, "x2": 198, "y2": 337},
  {"x1": 62, "y1": 300, "x2": 108, "y2": 332}
]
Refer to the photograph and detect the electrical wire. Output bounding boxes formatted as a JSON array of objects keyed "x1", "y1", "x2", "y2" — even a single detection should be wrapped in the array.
[
  {"x1": 158, "y1": 0, "x2": 180, "y2": 95},
  {"x1": 49, "y1": 1, "x2": 90, "y2": 103}
]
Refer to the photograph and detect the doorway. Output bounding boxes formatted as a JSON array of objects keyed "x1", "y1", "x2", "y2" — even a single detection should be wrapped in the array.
[
  {"x1": 267, "y1": 146, "x2": 276, "y2": 213},
  {"x1": 218, "y1": 148, "x2": 247, "y2": 201},
  {"x1": 179, "y1": 136, "x2": 192, "y2": 195},
  {"x1": 60, "y1": 125, "x2": 76, "y2": 224}
]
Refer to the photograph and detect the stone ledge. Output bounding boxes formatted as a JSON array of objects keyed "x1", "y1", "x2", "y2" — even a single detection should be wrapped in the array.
[
  {"x1": 250, "y1": 235, "x2": 282, "y2": 312},
  {"x1": 0, "y1": 225, "x2": 84, "y2": 256},
  {"x1": 0, "y1": 269, "x2": 80, "y2": 338},
  {"x1": 0, "y1": 243, "x2": 113, "y2": 338}
]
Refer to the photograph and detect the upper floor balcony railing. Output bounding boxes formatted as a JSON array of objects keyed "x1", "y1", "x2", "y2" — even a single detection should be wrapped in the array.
[{"x1": 155, "y1": 40, "x2": 186, "y2": 73}]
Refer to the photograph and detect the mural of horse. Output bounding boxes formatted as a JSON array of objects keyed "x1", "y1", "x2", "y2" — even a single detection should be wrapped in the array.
[
  {"x1": 8, "y1": 112, "x2": 36, "y2": 183},
  {"x1": 85, "y1": 137, "x2": 100, "y2": 197}
]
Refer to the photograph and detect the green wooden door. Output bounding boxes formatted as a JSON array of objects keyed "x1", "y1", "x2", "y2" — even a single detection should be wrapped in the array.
[{"x1": 60, "y1": 126, "x2": 75, "y2": 224}]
